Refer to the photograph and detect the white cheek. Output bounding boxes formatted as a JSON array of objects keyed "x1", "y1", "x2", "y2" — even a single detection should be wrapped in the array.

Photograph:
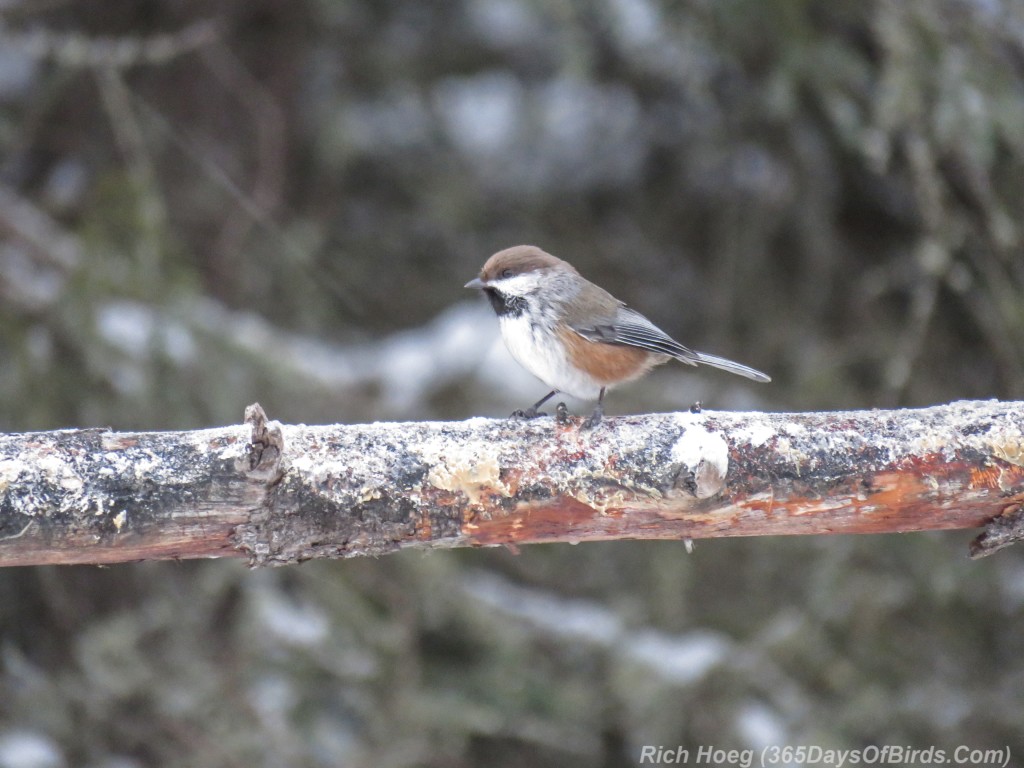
[{"x1": 489, "y1": 272, "x2": 544, "y2": 296}]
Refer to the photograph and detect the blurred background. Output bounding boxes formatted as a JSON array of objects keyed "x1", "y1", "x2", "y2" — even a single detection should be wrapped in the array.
[{"x1": 1, "y1": 0, "x2": 1024, "y2": 765}]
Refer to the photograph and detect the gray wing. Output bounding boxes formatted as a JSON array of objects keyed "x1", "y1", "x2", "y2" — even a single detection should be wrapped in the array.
[
  {"x1": 572, "y1": 307, "x2": 771, "y2": 382},
  {"x1": 571, "y1": 307, "x2": 701, "y2": 365}
]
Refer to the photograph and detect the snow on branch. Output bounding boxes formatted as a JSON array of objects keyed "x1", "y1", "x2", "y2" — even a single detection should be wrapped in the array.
[{"x1": 0, "y1": 400, "x2": 1022, "y2": 568}]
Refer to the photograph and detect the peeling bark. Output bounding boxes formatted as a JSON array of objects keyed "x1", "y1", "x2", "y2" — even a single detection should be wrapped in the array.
[{"x1": 0, "y1": 400, "x2": 1021, "y2": 568}]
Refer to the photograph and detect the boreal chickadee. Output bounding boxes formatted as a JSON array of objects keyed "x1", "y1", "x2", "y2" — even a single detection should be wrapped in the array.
[{"x1": 466, "y1": 245, "x2": 770, "y2": 426}]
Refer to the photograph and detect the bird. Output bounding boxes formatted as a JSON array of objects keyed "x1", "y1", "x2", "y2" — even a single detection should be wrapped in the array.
[{"x1": 465, "y1": 245, "x2": 770, "y2": 427}]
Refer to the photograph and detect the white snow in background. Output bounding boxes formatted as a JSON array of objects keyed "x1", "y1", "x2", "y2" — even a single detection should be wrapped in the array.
[
  {"x1": 248, "y1": 576, "x2": 378, "y2": 681},
  {"x1": 94, "y1": 294, "x2": 774, "y2": 416},
  {"x1": 467, "y1": 0, "x2": 542, "y2": 46},
  {"x1": 93, "y1": 296, "x2": 542, "y2": 412},
  {"x1": 42, "y1": 160, "x2": 88, "y2": 212},
  {"x1": 537, "y1": 77, "x2": 643, "y2": 185},
  {"x1": 903, "y1": 682, "x2": 972, "y2": 730},
  {"x1": 432, "y1": 68, "x2": 645, "y2": 190},
  {"x1": 434, "y1": 71, "x2": 524, "y2": 156},
  {"x1": 249, "y1": 674, "x2": 300, "y2": 724},
  {"x1": 0, "y1": 45, "x2": 37, "y2": 99},
  {"x1": 462, "y1": 570, "x2": 731, "y2": 684},
  {"x1": 376, "y1": 300, "x2": 523, "y2": 409},
  {"x1": 606, "y1": 0, "x2": 662, "y2": 47},
  {"x1": 341, "y1": 87, "x2": 430, "y2": 151},
  {"x1": 0, "y1": 731, "x2": 65, "y2": 768},
  {"x1": 623, "y1": 629, "x2": 729, "y2": 685},
  {"x1": 464, "y1": 569, "x2": 622, "y2": 644},
  {"x1": 252, "y1": 584, "x2": 330, "y2": 648},
  {"x1": 734, "y1": 702, "x2": 787, "y2": 748},
  {"x1": 0, "y1": 246, "x2": 64, "y2": 309},
  {"x1": 96, "y1": 301, "x2": 196, "y2": 364}
]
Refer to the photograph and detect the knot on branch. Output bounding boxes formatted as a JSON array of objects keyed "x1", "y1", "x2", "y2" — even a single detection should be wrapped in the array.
[{"x1": 236, "y1": 402, "x2": 285, "y2": 483}]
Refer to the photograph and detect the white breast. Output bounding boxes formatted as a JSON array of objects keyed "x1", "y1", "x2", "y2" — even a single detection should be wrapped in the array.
[{"x1": 498, "y1": 314, "x2": 605, "y2": 401}]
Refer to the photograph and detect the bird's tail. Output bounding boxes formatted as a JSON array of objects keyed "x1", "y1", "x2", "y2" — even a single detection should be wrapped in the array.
[{"x1": 689, "y1": 351, "x2": 771, "y2": 383}]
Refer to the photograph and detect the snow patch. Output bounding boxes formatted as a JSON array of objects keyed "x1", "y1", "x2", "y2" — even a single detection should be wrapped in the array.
[
  {"x1": 624, "y1": 629, "x2": 728, "y2": 685},
  {"x1": 670, "y1": 417, "x2": 729, "y2": 498},
  {"x1": 735, "y1": 703, "x2": 787, "y2": 748},
  {"x1": 0, "y1": 730, "x2": 65, "y2": 768},
  {"x1": 462, "y1": 570, "x2": 731, "y2": 684},
  {"x1": 733, "y1": 420, "x2": 776, "y2": 448}
]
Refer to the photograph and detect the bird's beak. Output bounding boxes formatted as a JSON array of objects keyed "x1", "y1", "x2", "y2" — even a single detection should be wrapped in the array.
[{"x1": 464, "y1": 277, "x2": 485, "y2": 290}]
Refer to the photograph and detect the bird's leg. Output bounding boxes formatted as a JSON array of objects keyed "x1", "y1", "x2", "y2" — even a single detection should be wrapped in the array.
[
  {"x1": 582, "y1": 388, "x2": 606, "y2": 429},
  {"x1": 511, "y1": 390, "x2": 557, "y2": 419}
]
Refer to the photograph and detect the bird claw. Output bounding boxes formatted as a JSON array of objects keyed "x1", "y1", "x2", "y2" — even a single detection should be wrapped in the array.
[
  {"x1": 510, "y1": 408, "x2": 545, "y2": 420},
  {"x1": 581, "y1": 407, "x2": 603, "y2": 430},
  {"x1": 555, "y1": 402, "x2": 570, "y2": 424}
]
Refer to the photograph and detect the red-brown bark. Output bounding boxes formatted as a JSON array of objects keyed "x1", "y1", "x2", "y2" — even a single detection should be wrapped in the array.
[{"x1": 0, "y1": 400, "x2": 1021, "y2": 567}]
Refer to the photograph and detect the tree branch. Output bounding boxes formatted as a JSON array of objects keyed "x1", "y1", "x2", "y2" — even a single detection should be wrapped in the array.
[{"x1": 1, "y1": 400, "x2": 1022, "y2": 568}]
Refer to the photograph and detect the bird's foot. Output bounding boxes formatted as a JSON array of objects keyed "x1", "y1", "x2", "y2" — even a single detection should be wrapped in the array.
[
  {"x1": 555, "y1": 402, "x2": 570, "y2": 424},
  {"x1": 581, "y1": 404, "x2": 604, "y2": 430},
  {"x1": 510, "y1": 407, "x2": 545, "y2": 420}
]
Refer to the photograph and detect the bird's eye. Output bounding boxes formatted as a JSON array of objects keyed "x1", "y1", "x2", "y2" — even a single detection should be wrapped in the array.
[{"x1": 500, "y1": 268, "x2": 514, "y2": 279}]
